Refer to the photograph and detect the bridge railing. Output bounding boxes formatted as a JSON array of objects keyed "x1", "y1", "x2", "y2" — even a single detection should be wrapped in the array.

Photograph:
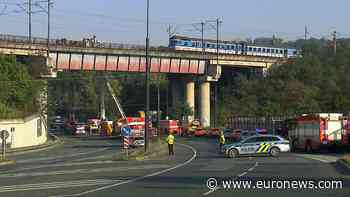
[{"x1": 0, "y1": 34, "x2": 159, "y2": 50}]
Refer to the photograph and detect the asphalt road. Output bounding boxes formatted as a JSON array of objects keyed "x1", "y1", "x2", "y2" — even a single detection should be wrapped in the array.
[{"x1": 0, "y1": 136, "x2": 349, "y2": 197}]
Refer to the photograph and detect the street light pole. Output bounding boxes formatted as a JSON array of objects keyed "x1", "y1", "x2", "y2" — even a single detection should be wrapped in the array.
[
  {"x1": 157, "y1": 73, "x2": 161, "y2": 144},
  {"x1": 47, "y1": 0, "x2": 51, "y2": 56},
  {"x1": 28, "y1": 0, "x2": 32, "y2": 42},
  {"x1": 144, "y1": 0, "x2": 150, "y2": 152}
]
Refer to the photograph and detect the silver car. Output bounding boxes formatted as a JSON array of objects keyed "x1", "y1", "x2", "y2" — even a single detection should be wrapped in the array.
[{"x1": 222, "y1": 135, "x2": 290, "y2": 158}]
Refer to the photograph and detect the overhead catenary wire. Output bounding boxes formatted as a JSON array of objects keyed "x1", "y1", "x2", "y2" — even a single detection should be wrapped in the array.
[{"x1": 1, "y1": 1, "x2": 349, "y2": 44}]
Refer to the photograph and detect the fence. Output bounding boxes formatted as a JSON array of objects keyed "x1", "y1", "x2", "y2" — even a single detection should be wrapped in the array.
[{"x1": 225, "y1": 116, "x2": 297, "y2": 134}]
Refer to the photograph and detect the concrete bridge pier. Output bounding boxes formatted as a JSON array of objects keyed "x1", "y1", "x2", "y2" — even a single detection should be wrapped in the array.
[
  {"x1": 200, "y1": 81, "x2": 210, "y2": 128},
  {"x1": 185, "y1": 80, "x2": 195, "y2": 122}
]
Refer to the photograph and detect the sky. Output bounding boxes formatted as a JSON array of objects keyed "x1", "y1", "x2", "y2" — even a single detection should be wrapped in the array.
[{"x1": 0, "y1": 0, "x2": 349, "y2": 45}]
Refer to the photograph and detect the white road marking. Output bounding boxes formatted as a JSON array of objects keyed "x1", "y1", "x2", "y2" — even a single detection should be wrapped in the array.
[
  {"x1": 51, "y1": 143, "x2": 198, "y2": 197},
  {"x1": 203, "y1": 186, "x2": 221, "y2": 196},
  {"x1": 2, "y1": 160, "x2": 123, "y2": 174},
  {"x1": 238, "y1": 172, "x2": 247, "y2": 177},
  {"x1": 202, "y1": 161, "x2": 258, "y2": 196},
  {"x1": 0, "y1": 179, "x2": 122, "y2": 193},
  {"x1": 0, "y1": 164, "x2": 170, "y2": 178},
  {"x1": 297, "y1": 154, "x2": 340, "y2": 163}
]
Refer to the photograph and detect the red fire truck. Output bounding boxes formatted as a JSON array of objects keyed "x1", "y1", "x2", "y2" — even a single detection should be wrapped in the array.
[
  {"x1": 159, "y1": 120, "x2": 182, "y2": 135},
  {"x1": 288, "y1": 113, "x2": 350, "y2": 151}
]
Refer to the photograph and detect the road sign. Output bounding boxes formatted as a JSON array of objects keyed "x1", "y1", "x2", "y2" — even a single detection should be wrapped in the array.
[
  {"x1": 121, "y1": 125, "x2": 131, "y2": 137},
  {"x1": 0, "y1": 130, "x2": 9, "y2": 140}
]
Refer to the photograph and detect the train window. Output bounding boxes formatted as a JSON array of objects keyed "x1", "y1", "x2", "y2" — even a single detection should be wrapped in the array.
[
  {"x1": 207, "y1": 43, "x2": 210, "y2": 48},
  {"x1": 249, "y1": 47, "x2": 252, "y2": 51},
  {"x1": 262, "y1": 48, "x2": 266, "y2": 52},
  {"x1": 267, "y1": 49, "x2": 270, "y2": 53},
  {"x1": 231, "y1": 45, "x2": 235, "y2": 50},
  {"x1": 258, "y1": 48, "x2": 261, "y2": 52},
  {"x1": 253, "y1": 48, "x2": 257, "y2": 52},
  {"x1": 184, "y1": 42, "x2": 188, "y2": 46},
  {"x1": 271, "y1": 49, "x2": 275, "y2": 53}
]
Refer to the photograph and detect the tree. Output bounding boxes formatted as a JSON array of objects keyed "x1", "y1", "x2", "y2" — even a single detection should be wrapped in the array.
[
  {"x1": 218, "y1": 38, "x2": 350, "y2": 119},
  {"x1": 0, "y1": 55, "x2": 44, "y2": 118}
]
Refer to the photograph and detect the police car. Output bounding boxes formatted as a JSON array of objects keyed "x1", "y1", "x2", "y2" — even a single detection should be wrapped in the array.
[{"x1": 222, "y1": 135, "x2": 290, "y2": 158}]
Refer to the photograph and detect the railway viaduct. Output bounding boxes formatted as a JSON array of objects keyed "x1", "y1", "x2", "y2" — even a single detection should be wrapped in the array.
[{"x1": 0, "y1": 37, "x2": 286, "y2": 127}]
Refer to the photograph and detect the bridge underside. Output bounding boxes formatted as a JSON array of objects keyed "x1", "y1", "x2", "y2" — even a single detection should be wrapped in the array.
[{"x1": 50, "y1": 53, "x2": 206, "y2": 74}]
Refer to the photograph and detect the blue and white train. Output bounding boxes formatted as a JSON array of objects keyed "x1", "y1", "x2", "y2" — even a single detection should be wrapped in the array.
[{"x1": 169, "y1": 35, "x2": 300, "y2": 58}]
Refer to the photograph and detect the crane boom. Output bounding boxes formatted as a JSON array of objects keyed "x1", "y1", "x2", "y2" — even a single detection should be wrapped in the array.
[{"x1": 106, "y1": 81, "x2": 126, "y2": 119}]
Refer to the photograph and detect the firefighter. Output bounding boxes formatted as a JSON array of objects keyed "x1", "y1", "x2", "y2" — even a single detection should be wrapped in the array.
[
  {"x1": 219, "y1": 131, "x2": 226, "y2": 151},
  {"x1": 166, "y1": 131, "x2": 175, "y2": 156}
]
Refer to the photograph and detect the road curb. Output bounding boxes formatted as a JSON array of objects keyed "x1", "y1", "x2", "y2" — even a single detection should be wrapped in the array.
[
  {"x1": 6, "y1": 134, "x2": 63, "y2": 156},
  {"x1": 337, "y1": 159, "x2": 350, "y2": 171},
  {"x1": 0, "y1": 159, "x2": 15, "y2": 166},
  {"x1": 71, "y1": 136, "x2": 121, "y2": 140}
]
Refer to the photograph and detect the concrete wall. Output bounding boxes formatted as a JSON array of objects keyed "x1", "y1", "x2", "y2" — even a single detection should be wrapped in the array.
[{"x1": 0, "y1": 114, "x2": 47, "y2": 149}]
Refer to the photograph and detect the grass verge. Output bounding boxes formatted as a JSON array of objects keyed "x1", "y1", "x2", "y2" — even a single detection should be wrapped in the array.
[
  {"x1": 343, "y1": 154, "x2": 350, "y2": 166},
  {"x1": 0, "y1": 159, "x2": 15, "y2": 166},
  {"x1": 113, "y1": 141, "x2": 168, "y2": 161}
]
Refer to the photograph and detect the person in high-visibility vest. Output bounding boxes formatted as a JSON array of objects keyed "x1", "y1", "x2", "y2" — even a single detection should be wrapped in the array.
[
  {"x1": 219, "y1": 131, "x2": 226, "y2": 151},
  {"x1": 166, "y1": 131, "x2": 175, "y2": 156}
]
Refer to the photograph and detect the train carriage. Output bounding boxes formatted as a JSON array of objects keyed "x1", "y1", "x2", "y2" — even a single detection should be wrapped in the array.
[{"x1": 169, "y1": 35, "x2": 300, "y2": 58}]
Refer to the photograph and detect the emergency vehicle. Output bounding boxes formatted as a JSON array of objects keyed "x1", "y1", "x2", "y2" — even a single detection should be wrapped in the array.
[
  {"x1": 288, "y1": 113, "x2": 350, "y2": 151},
  {"x1": 222, "y1": 135, "x2": 290, "y2": 158},
  {"x1": 159, "y1": 120, "x2": 182, "y2": 135}
]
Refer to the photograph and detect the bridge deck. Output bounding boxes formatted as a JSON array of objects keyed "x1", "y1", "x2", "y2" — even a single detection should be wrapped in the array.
[{"x1": 0, "y1": 41, "x2": 286, "y2": 74}]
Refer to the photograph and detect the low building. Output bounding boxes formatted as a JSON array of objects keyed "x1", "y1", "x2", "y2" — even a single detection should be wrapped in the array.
[{"x1": 0, "y1": 114, "x2": 47, "y2": 149}]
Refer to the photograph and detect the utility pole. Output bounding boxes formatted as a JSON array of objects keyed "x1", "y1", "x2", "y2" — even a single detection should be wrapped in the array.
[
  {"x1": 166, "y1": 24, "x2": 176, "y2": 39},
  {"x1": 47, "y1": 0, "x2": 51, "y2": 57},
  {"x1": 204, "y1": 18, "x2": 222, "y2": 128},
  {"x1": 214, "y1": 18, "x2": 222, "y2": 128},
  {"x1": 201, "y1": 22, "x2": 205, "y2": 56},
  {"x1": 157, "y1": 72, "x2": 161, "y2": 144},
  {"x1": 304, "y1": 25, "x2": 308, "y2": 40},
  {"x1": 144, "y1": 0, "x2": 150, "y2": 152},
  {"x1": 28, "y1": 0, "x2": 32, "y2": 42},
  {"x1": 192, "y1": 22, "x2": 206, "y2": 57},
  {"x1": 332, "y1": 31, "x2": 337, "y2": 55}
]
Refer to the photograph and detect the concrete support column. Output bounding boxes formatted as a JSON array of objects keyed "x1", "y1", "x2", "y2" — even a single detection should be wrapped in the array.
[
  {"x1": 185, "y1": 81, "x2": 195, "y2": 122},
  {"x1": 200, "y1": 81, "x2": 210, "y2": 128}
]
